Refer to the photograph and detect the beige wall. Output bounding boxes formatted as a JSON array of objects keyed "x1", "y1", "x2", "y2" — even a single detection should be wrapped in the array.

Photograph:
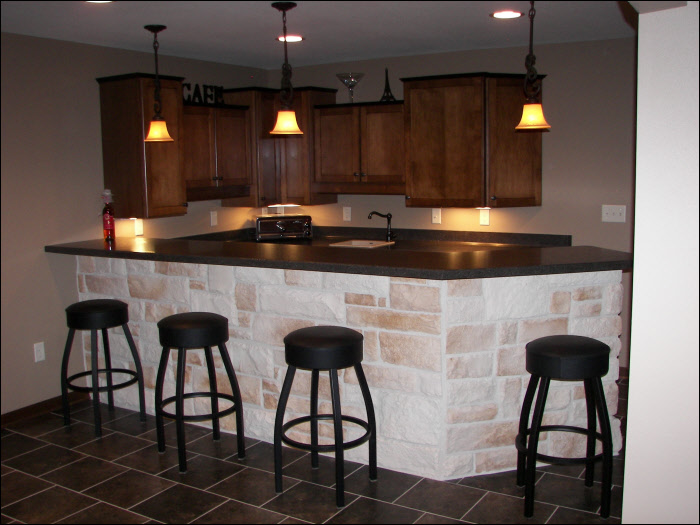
[{"x1": 1, "y1": 32, "x2": 636, "y2": 414}]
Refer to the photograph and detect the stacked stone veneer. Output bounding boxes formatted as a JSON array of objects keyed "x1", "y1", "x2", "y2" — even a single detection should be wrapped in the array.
[{"x1": 75, "y1": 255, "x2": 623, "y2": 480}]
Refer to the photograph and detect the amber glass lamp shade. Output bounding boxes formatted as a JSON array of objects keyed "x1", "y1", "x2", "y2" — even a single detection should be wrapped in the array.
[
  {"x1": 270, "y1": 110, "x2": 303, "y2": 135},
  {"x1": 516, "y1": 103, "x2": 551, "y2": 130},
  {"x1": 145, "y1": 117, "x2": 174, "y2": 142}
]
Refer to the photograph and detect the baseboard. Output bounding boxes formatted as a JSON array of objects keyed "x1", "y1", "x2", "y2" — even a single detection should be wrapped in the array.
[{"x1": 1, "y1": 392, "x2": 89, "y2": 428}]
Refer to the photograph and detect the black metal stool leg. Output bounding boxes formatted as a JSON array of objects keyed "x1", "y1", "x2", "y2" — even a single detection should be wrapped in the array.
[
  {"x1": 593, "y1": 377, "x2": 613, "y2": 519},
  {"x1": 175, "y1": 347, "x2": 188, "y2": 472},
  {"x1": 90, "y1": 329, "x2": 103, "y2": 437},
  {"x1": 583, "y1": 378, "x2": 597, "y2": 486},
  {"x1": 203, "y1": 346, "x2": 220, "y2": 441},
  {"x1": 355, "y1": 363, "x2": 377, "y2": 480},
  {"x1": 155, "y1": 346, "x2": 170, "y2": 453},
  {"x1": 218, "y1": 343, "x2": 245, "y2": 458},
  {"x1": 329, "y1": 369, "x2": 345, "y2": 507},
  {"x1": 517, "y1": 375, "x2": 540, "y2": 486},
  {"x1": 61, "y1": 328, "x2": 76, "y2": 426},
  {"x1": 525, "y1": 376, "x2": 550, "y2": 518},
  {"x1": 122, "y1": 323, "x2": 146, "y2": 422},
  {"x1": 275, "y1": 366, "x2": 296, "y2": 493},
  {"x1": 101, "y1": 328, "x2": 115, "y2": 410},
  {"x1": 310, "y1": 369, "x2": 320, "y2": 469}
]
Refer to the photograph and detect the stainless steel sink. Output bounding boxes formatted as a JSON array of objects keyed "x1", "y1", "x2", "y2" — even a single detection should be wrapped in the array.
[{"x1": 329, "y1": 240, "x2": 395, "y2": 248}]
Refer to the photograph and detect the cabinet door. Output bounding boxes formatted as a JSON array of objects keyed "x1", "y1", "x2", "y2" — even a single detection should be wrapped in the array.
[
  {"x1": 404, "y1": 77, "x2": 485, "y2": 207},
  {"x1": 361, "y1": 104, "x2": 405, "y2": 190},
  {"x1": 314, "y1": 106, "x2": 360, "y2": 183},
  {"x1": 486, "y1": 77, "x2": 542, "y2": 207},
  {"x1": 182, "y1": 106, "x2": 216, "y2": 191},
  {"x1": 215, "y1": 107, "x2": 251, "y2": 186}
]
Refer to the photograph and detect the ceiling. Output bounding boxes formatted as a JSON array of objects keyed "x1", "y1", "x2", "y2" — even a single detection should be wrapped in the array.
[{"x1": 1, "y1": 1, "x2": 640, "y2": 70}]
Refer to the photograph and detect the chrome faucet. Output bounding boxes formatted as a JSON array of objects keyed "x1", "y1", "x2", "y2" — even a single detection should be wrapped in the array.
[{"x1": 368, "y1": 211, "x2": 396, "y2": 242}]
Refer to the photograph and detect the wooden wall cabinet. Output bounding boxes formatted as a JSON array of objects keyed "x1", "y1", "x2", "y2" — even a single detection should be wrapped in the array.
[
  {"x1": 222, "y1": 87, "x2": 337, "y2": 207},
  {"x1": 97, "y1": 73, "x2": 188, "y2": 218},
  {"x1": 182, "y1": 104, "x2": 252, "y2": 202},
  {"x1": 312, "y1": 102, "x2": 405, "y2": 195},
  {"x1": 403, "y1": 73, "x2": 542, "y2": 208}
]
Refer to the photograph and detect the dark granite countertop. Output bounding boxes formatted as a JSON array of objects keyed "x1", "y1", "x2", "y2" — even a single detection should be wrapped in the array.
[{"x1": 45, "y1": 228, "x2": 632, "y2": 280}]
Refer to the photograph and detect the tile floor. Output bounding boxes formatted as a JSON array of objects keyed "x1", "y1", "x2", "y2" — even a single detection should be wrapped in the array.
[{"x1": 2, "y1": 399, "x2": 625, "y2": 524}]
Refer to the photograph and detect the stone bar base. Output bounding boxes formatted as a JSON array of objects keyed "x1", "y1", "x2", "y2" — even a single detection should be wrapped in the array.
[{"x1": 74, "y1": 256, "x2": 623, "y2": 480}]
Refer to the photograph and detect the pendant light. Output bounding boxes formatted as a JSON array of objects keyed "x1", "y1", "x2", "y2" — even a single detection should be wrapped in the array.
[
  {"x1": 270, "y1": 2, "x2": 303, "y2": 135},
  {"x1": 515, "y1": 2, "x2": 551, "y2": 130},
  {"x1": 144, "y1": 24, "x2": 174, "y2": 142}
]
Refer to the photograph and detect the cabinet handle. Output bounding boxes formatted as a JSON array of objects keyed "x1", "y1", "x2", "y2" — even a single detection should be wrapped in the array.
[
  {"x1": 353, "y1": 172, "x2": 360, "y2": 179},
  {"x1": 212, "y1": 177, "x2": 224, "y2": 181},
  {"x1": 406, "y1": 195, "x2": 411, "y2": 200},
  {"x1": 490, "y1": 195, "x2": 497, "y2": 201},
  {"x1": 360, "y1": 172, "x2": 367, "y2": 180},
  {"x1": 182, "y1": 202, "x2": 189, "y2": 207}
]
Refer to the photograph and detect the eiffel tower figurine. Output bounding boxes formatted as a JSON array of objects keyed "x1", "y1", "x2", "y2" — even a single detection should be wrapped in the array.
[{"x1": 379, "y1": 68, "x2": 396, "y2": 102}]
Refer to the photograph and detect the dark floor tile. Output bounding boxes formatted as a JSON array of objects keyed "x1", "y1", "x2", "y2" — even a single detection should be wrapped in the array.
[
  {"x1": 547, "y1": 506, "x2": 621, "y2": 524},
  {"x1": 3, "y1": 444, "x2": 85, "y2": 476},
  {"x1": 83, "y1": 468, "x2": 175, "y2": 509},
  {"x1": 55, "y1": 502, "x2": 150, "y2": 524},
  {"x1": 130, "y1": 483, "x2": 227, "y2": 524},
  {"x1": 159, "y1": 453, "x2": 245, "y2": 490},
  {"x1": 533, "y1": 473, "x2": 606, "y2": 515},
  {"x1": 395, "y1": 478, "x2": 486, "y2": 520},
  {"x1": 458, "y1": 469, "x2": 541, "y2": 498},
  {"x1": 344, "y1": 465, "x2": 422, "y2": 503},
  {"x1": 73, "y1": 431, "x2": 152, "y2": 461},
  {"x1": 578, "y1": 457, "x2": 625, "y2": 487},
  {"x1": 102, "y1": 412, "x2": 161, "y2": 437},
  {"x1": 39, "y1": 421, "x2": 111, "y2": 449},
  {"x1": 40, "y1": 455, "x2": 128, "y2": 492},
  {"x1": 115, "y1": 443, "x2": 193, "y2": 475},
  {"x1": 4, "y1": 412, "x2": 66, "y2": 437},
  {"x1": 69, "y1": 404, "x2": 138, "y2": 426},
  {"x1": 193, "y1": 498, "x2": 287, "y2": 524},
  {"x1": 1, "y1": 464, "x2": 12, "y2": 475},
  {"x1": 280, "y1": 452, "x2": 363, "y2": 488},
  {"x1": 463, "y1": 491, "x2": 556, "y2": 524},
  {"x1": 209, "y1": 467, "x2": 298, "y2": 506},
  {"x1": 2, "y1": 485, "x2": 97, "y2": 524},
  {"x1": 263, "y1": 481, "x2": 358, "y2": 523},
  {"x1": 227, "y1": 441, "x2": 307, "y2": 473},
  {"x1": 187, "y1": 431, "x2": 259, "y2": 460},
  {"x1": 1, "y1": 470, "x2": 54, "y2": 507},
  {"x1": 0, "y1": 433, "x2": 47, "y2": 462},
  {"x1": 327, "y1": 495, "x2": 425, "y2": 524},
  {"x1": 139, "y1": 420, "x2": 213, "y2": 446},
  {"x1": 414, "y1": 513, "x2": 469, "y2": 524}
]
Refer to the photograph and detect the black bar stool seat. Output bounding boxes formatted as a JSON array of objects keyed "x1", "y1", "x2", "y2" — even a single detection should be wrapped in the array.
[
  {"x1": 61, "y1": 299, "x2": 146, "y2": 437},
  {"x1": 155, "y1": 312, "x2": 245, "y2": 473},
  {"x1": 274, "y1": 326, "x2": 377, "y2": 508},
  {"x1": 515, "y1": 335, "x2": 614, "y2": 518}
]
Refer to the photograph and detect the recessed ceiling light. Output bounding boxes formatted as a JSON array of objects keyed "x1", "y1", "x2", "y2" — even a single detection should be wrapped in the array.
[
  {"x1": 491, "y1": 10, "x2": 523, "y2": 19},
  {"x1": 277, "y1": 35, "x2": 304, "y2": 43}
]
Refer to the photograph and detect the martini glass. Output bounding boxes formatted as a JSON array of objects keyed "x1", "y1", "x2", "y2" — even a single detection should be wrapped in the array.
[{"x1": 336, "y1": 73, "x2": 364, "y2": 103}]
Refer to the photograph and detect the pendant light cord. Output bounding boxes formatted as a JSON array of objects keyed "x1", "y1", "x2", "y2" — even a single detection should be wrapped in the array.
[
  {"x1": 279, "y1": 8, "x2": 294, "y2": 110},
  {"x1": 523, "y1": 1, "x2": 541, "y2": 102}
]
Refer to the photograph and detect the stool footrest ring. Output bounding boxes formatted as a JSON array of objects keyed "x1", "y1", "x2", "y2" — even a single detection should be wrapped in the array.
[
  {"x1": 282, "y1": 414, "x2": 371, "y2": 453},
  {"x1": 515, "y1": 424, "x2": 605, "y2": 466},
  {"x1": 159, "y1": 392, "x2": 238, "y2": 422},
  {"x1": 66, "y1": 368, "x2": 139, "y2": 393}
]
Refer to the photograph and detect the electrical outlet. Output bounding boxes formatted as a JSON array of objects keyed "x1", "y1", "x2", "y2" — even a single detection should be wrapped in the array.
[
  {"x1": 432, "y1": 208, "x2": 441, "y2": 224},
  {"x1": 34, "y1": 342, "x2": 45, "y2": 362},
  {"x1": 602, "y1": 205, "x2": 626, "y2": 223},
  {"x1": 343, "y1": 207, "x2": 351, "y2": 222},
  {"x1": 479, "y1": 208, "x2": 490, "y2": 226},
  {"x1": 210, "y1": 210, "x2": 218, "y2": 226}
]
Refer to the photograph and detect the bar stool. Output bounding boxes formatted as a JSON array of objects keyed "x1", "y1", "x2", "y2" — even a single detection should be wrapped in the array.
[
  {"x1": 274, "y1": 326, "x2": 377, "y2": 507},
  {"x1": 61, "y1": 299, "x2": 146, "y2": 437},
  {"x1": 155, "y1": 312, "x2": 245, "y2": 472},
  {"x1": 515, "y1": 335, "x2": 613, "y2": 518}
]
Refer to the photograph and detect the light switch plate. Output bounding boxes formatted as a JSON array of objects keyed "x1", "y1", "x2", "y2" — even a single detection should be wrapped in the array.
[
  {"x1": 479, "y1": 209, "x2": 490, "y2": 226},
  {"x1": 210, "y1": 211, "x2": 218, "y2": 226},
  {"x1": 432, "y1": 208, "x2": 441, "y2": 224},
  {"x1": 602, "y1": 205, "x2": 626, "y2": 223},
  {"x1": 343, "y1": 207, "x2": 351, "y2": 222}
]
